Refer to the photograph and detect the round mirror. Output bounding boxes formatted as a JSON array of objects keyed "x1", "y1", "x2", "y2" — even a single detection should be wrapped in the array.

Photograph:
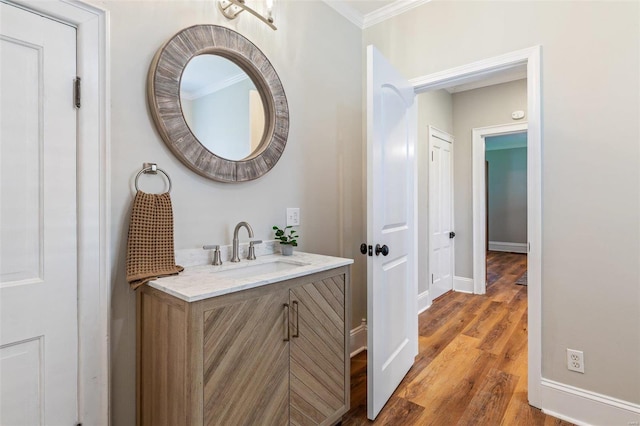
[
  {"x1": 180, "y1": 55, "x2": 267, "y2": 161},
  {"x1": 148, "y1": 25, "x2": 289, "y2": 183}
]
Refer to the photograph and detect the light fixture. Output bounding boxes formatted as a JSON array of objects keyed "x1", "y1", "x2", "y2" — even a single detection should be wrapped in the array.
[{"x1": 218, "y1": 0, "x2": 277, "y2": 30}]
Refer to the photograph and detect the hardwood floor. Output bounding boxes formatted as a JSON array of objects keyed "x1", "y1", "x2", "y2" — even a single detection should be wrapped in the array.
[{"x1": 342, "y1": 251, "x2": 573, "y2": 426}]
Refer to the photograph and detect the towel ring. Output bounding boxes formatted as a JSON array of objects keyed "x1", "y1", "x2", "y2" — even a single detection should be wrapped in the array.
[{"x1": 134, "y1": 164, "x2": 172, "y2": 193}]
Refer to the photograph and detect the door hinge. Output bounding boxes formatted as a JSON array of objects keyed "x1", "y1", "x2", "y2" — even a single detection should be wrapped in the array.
[
  {"x1": 432, "y1": 151, "x2": 434, "y2": 161},
  {"x1": 431, "y1": 274, "x2": 434, "y2": 284},
  {"x1": 73, "y1": 77, "x2": 81, "y2": 109}
]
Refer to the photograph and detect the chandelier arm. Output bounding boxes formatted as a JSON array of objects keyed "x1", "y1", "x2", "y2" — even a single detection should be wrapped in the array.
[{"x1": 219, "y1": 0, "x2": 277, "y2": 30}]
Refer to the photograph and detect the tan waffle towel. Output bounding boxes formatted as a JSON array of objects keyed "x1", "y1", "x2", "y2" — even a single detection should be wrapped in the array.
[{"x1": 126, "y1": 191, "x2": 183, "y2": 290}]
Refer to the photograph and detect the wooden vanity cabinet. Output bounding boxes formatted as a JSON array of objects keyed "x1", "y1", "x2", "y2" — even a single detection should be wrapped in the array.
[{"x1": 137, "y1": 266, "x2": 350, "y2": 426}]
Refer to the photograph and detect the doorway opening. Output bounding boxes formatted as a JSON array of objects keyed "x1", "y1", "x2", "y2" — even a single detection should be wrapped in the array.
[
  {"x1": 485, "y1": 130, "x2": 528, "y2": 292},
  {"x1": 411, "y1": 46, "x2": 542, "y2": 408},
  {"x1": 473, "y1": 124, "x2": 528, "y2": 294}
]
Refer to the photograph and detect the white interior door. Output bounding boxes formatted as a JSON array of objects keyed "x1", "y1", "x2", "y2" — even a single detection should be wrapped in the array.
[
  {"x1": 366, "y1": 45, "x2": 417, "y2": 420},
  {"x1": 0, "y1": 4, "x2": 78, "y2": 425},
  {"x1": 428, "y1": 126, "x2": 454, "y2": 301}
]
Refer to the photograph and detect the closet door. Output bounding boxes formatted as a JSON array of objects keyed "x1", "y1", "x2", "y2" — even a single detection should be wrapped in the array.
[
  {"x1": 289, "y1": 274, "x2": 347, "y2": 425},
  {"x1": 0, "y1": 4, "x2": 78, "y2": 425},
  {"x1": 202, "y1": 288, "x2": 290, "y2": 426}
]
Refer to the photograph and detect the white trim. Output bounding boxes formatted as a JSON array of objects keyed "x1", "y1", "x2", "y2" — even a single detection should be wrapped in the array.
[
  {"x1": 410, "y1": 47, "x2": 534, "y2": 92},
  {"x1": 362, "y1": 0, "x2": 432, "y2": 29},
  {"x1": 322, "y1": 0, "x2": 432, "y2": 30},
  {"x1": 411, "y1": 45, "x2": 542, "y2": 409},
  {"x1": 453, "y1": 276, "x2": 474, "y2": 293},
  {"x1": 8, "y1": 1, "x2": 111, "y2": 424},
  {"x1": 350, "y1": 321, "x2": 367, "y2": 358},
  {"x1": 525, "y1": 46, "x2": 542, "y2": 408},
  {"x1": 541, "y1": 379, "x2": 640, "y2": 426},
  {"x1": 488, "y1": 241, "x2": 527, "y2": 253},
  {"x1": 471, "y1": 122, "x2": 528, "y2": 294},
  {"x1": 418, "y1": 290, "x2": 431, "y2": 314}
]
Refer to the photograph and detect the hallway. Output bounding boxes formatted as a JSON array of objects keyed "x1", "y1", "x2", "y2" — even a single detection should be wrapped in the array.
[{"x1": 343, "y1": 251, "x2": 572, "y2": 425}]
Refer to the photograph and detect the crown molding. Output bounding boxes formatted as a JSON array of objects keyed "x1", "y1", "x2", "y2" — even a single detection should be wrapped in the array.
[
  {"x1": 322, "y1": 0, "x2": 432, "y2": 30},
  {"x1": 363, "y1": 0, "x2": 432, "y2": 28}
]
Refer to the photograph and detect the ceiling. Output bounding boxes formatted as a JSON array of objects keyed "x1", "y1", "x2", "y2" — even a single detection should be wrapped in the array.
[{"x1": 322, "y1": 0, "x2": 432, "y2": 29}]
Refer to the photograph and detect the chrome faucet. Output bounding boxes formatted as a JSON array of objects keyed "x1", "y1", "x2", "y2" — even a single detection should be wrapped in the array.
[{"x1": 231, "y1": 221, "x2": 254, "y2": 262}]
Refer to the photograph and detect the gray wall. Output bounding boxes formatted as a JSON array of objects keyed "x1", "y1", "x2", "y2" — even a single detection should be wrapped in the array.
[
  {"x1": 105, "y1": 2, "x2": 363, "y2": 424},
  {"x1": 417, "y1": 90, "x2": 453, "y2": 295},
  {"x1": 364, "y1": 0, "x2": 640, "y2": 406},
  {"x1": 486, "y1": 147, "x2": 527, "y2": 244},
  {"x1": 451, "y1": 79, "x2": 528, "y2": 278}
]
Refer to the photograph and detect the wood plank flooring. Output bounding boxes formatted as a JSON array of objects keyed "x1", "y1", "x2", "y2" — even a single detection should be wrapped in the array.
[{"x1": 342, "y1": 251, "x2": 573, "y2": 426}]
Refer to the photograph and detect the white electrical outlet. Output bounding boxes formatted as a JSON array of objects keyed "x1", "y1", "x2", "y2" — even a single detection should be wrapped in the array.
[
  {"x1": 286, "y1": 208, "x2": 300, "y2": 226},
  {"x1": 567, "y1": 349, "x2": 585, "y2": 373}
]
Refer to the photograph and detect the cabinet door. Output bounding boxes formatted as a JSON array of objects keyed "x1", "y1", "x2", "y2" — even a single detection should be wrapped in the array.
[
  {"x1": 290, "y1": 275, "x2": 347, "y2": 425},
  {"x1": 202, "y1": 289, "x2": 290, "y2": 426}
]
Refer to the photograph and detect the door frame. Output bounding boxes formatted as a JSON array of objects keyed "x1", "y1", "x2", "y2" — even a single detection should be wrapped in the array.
[
  {"x1": 6, "y1": 0, "x2": 110, "y2": 423},
  {"x1": 410, "y1": 45, "x2": 542, "y2": 408},
  {"x1": 472, "y1": 123, "x2": 528, "y2": 295},
  {"x1": 427, "y1": 126, "x2": 454, "y2": 304}
]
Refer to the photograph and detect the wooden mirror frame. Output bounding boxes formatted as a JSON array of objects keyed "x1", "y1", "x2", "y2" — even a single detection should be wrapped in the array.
[{"x1": 148, "y1": 25, "x2": 289, "y2": 183}]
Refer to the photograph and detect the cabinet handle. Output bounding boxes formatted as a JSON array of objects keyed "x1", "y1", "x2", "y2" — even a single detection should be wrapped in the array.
[
  {"x1": 292, "y1": 301, "x2": 299, "y2": 338},
  {"x1": 283, "y1": 303, "x2": 290, "y2": 342}
]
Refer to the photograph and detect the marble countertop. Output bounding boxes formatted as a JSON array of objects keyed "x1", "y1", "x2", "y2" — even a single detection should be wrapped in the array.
[{"x1": 148, "y1": 252, "x2": 354, "y2": 302}]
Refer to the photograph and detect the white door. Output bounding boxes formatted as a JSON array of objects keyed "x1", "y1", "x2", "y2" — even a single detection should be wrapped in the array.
[
  {"x1": 0, "y1": 4, "x2": 78, "y2": 425},
  {"x1": 366, "y1": 45, "x2": 417, "y2": 420},
  {"x1": 428, "y1": 126, "x2": 454, "y2": 301}
]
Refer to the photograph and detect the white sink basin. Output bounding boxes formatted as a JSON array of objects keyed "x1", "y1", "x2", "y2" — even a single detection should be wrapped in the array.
[{"x1": 212, "y1": 260, "x2": 308, "y2": 280}]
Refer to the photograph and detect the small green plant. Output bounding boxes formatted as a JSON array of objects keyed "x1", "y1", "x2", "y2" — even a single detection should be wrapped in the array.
[{"x1": 273, "y1": 225, "x2": 299, "y2": 246}]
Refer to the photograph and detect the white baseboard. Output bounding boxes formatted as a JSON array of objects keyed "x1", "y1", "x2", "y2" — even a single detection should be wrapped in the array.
[
  {"x1": 541, "y1": 379, "x2": 640, "y2": 426},
  {"x1": 350, "y1": 321, "x2": 367, "y2": 357},
  {"x1": 418, "y1": 290, "x2": 431, "y2": 314},
  {"x1": 488, "y1": 241, "x2": 527, "y2": 253},
  {"x1": 453, "y1": 276, "x2": 474, "y2": 293}
]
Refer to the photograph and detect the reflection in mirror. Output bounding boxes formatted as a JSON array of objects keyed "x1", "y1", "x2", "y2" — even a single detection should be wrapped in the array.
[{"x1": 180, "y1": 54, "x2": 266, "y2": 161}]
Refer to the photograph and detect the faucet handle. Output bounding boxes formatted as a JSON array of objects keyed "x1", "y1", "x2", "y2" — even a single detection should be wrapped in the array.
[
  {"x1": 203, "y1": 245, "x2": 223, "y2": 266},
  {"x1": 248, "y1": 240, "x2": 262, "y2": 260}
]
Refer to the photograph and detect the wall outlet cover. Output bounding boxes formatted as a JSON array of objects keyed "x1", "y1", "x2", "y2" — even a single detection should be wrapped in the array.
[
  {"x1": 286, "y1": 208, "x2": 300, "y2": 226},
  {"x1": 567, "y1": 349, "x2": 585, "y2": 373}
]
